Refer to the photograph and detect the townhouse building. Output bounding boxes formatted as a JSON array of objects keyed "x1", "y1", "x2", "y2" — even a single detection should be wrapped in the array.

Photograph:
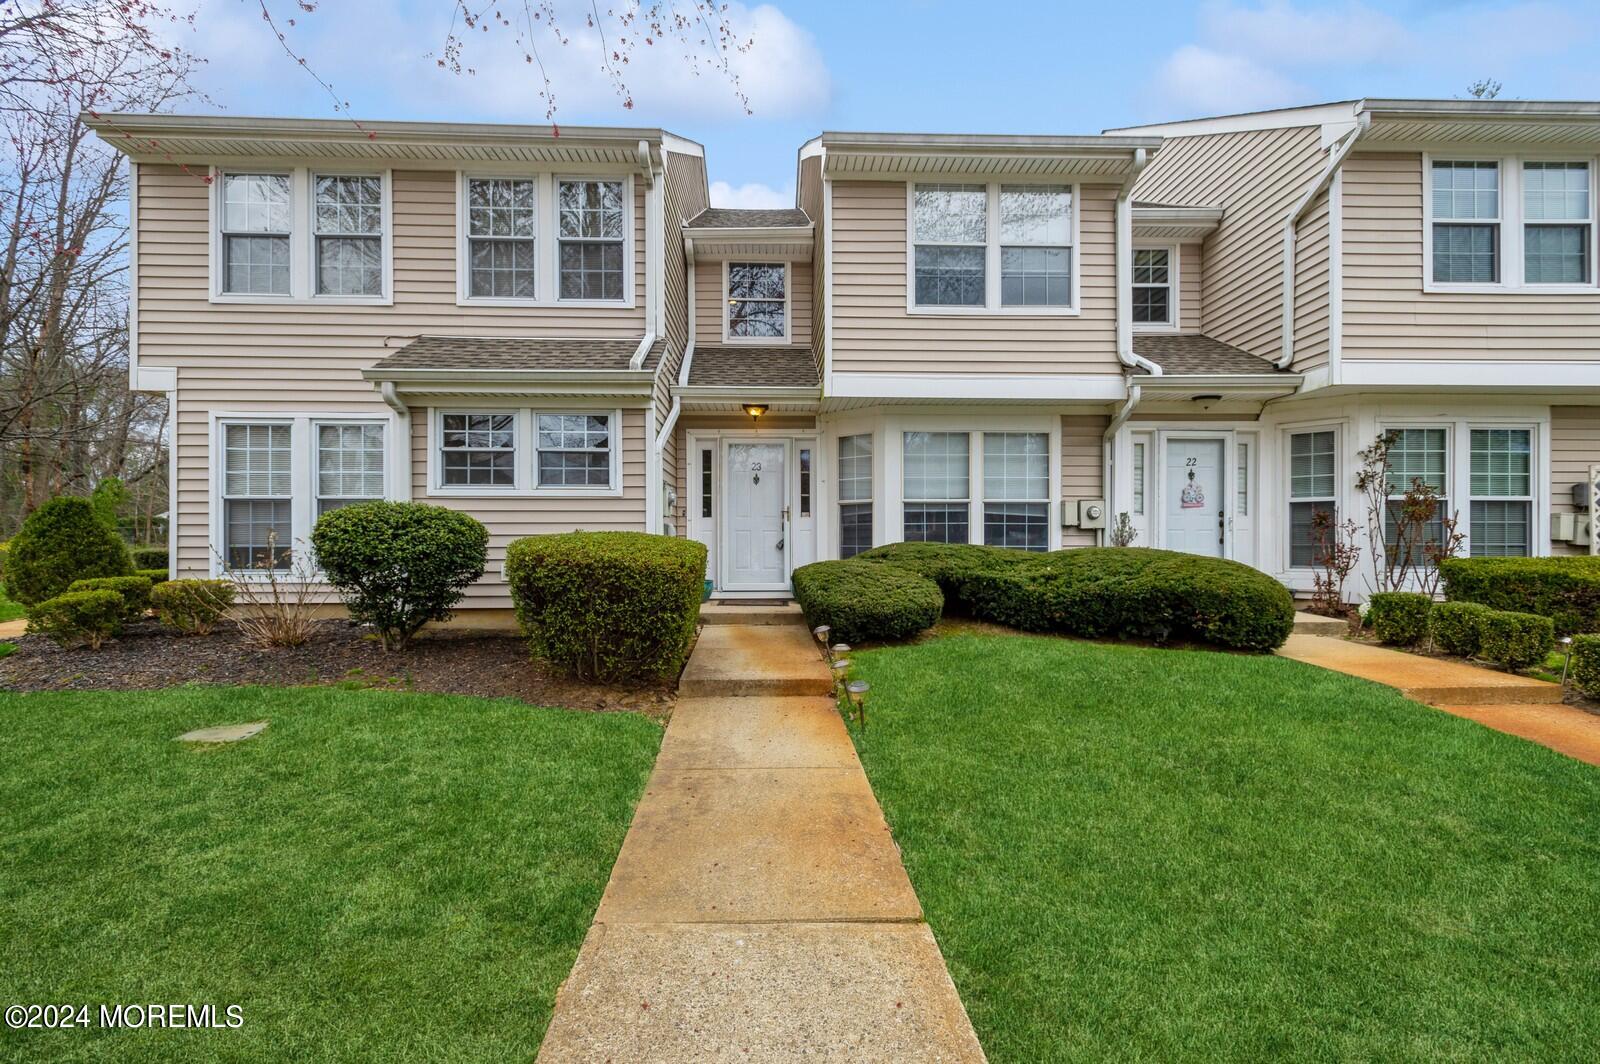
[{"x1": 87, "y1": 98, "x2": 1600, "y2": 621}]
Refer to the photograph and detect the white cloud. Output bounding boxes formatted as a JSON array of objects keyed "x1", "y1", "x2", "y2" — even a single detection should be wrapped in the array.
[
  {"x1": 1199, "y1": 1, "x2": 1409, "y2": 67},
  {"x1": 1153, "y1": 45, "x2": 1305, "y2": 116},
  {"x1": 708, "y1": 180, "x2": 794, "y2": 210}
]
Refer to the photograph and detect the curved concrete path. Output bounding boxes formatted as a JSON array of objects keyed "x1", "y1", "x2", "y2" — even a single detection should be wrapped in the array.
[{"x1": 537, "y1": 621, "x2": 986, "y2": 1062}]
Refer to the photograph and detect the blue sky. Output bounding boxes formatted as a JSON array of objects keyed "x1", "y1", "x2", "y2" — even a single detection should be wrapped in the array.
[{"x1": 177, "y1": 1, "x2": 1600, "y2": 207}]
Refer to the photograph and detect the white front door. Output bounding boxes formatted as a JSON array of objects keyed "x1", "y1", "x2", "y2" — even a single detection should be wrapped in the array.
[
  {"x1": 724, "y1": 442, "x2": 788, "y2": 590},
  {"x1": 1165, "y1": 438, "x2": 1225, "y2": 557}
]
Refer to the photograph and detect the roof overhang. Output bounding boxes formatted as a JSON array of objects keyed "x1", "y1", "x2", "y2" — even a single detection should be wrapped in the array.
[
  {"x1": 1133, "y1": 205, "x2": 1223, "y2": 241},
  {"x1": 819, "y1": 131, "x2": 1162, "y2": 180},
  {"x1": 674, "y1": 384, "x2": 820, "y2": 413},
  {"x1": 363, "y1": 366, "x2": 656, "y2": 401},
  {"x1": 1133, "y1": 372, "x2": 1302, "y2": 403},
  {"x1": 1357, "y1": 98, "x2": 1600, "y2": 147},
  {"x1": 83, "y1": 112, "x2": 670, "y2": 168},
  {"x1": 683, "y1": 226, "x2": 814, "y2": 262}
]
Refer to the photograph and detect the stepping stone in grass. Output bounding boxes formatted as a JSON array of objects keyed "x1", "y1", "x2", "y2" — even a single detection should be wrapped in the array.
[{"x1": 176, "y1": 721, "x2": 268, "y2": 744}]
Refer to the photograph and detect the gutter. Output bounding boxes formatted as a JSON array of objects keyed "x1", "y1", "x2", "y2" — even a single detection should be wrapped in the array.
[
  {"x1": 629, "y1": 333, "x2": 657, "y2": 371},
  {"x1": 1115, "y1": 148, "x2": 1163, "y2": 376},
  {"x1": 1280, "y1": 112, "x2": 1370, "y2": 370},
  {"x1": 679, "y1": 238, "x2": 697, "y2": 387},
  {"x1": 378, "y1": 381, "x2": 413, "y2": 502},
  {"x1": 1102, "y1": 381, "x2": 1143, "y2": 546}
]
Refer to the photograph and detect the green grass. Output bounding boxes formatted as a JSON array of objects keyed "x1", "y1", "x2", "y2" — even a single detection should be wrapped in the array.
[
  {"x1": 0, "y1": 587, "x2": 23, "y2": 623},
  {"x1": 0, "y1": 687, "x2": 662, "y2": 1062},
  {"x1": 850, "y1": 633, "x2": 1600, "y2": 1063}
]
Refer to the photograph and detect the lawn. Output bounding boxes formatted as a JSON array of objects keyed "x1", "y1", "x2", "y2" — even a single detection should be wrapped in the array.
[
  {"x1": 0, "y1": 587, "x2": 22, "y2": 623},
  {"x1": 850, "y1": 632, "x2": 1600, "y2": 1063},
  {"x1": 0, "y1": 687, "x2": 661, "y2": 1062}
]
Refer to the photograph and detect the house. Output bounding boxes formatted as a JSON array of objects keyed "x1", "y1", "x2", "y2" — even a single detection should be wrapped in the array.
[{"x1": 85, "y1": 99, "x2": 1600, "y2": 621}]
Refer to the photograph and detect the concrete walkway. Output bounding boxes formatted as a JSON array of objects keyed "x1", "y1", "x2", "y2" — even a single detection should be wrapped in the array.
[
  {"x1": 537, "y1": 621, "x2": 986, "y2": 1062},
  {"x1": 0, "y1": 619, "x2": 26, "y2": 640},
  {"x1": 1278, "y1": 633, "x2": 1600, "y2": 767}
]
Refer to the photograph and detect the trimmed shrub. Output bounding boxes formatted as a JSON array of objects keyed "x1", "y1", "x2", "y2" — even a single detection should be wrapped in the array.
[
  {"x1": 136, "y1": 568, "x2": 170, "y2": 586},
  {"x1": 1439, "y1": 556, "x2": 1600, "y2": 635},
  {"x1": 131, "y1": 546, "x2": 169, "y2": 571},
  {"x1": 1571, "y1": 634, "x2": 1600, "y2": 698},
  {"x1": 1428, "y1": 600, "x2": 1492, "y2": 657},
  {"x1": 27, "y1": 589, "x2": 124, "y2": 649},
  {"x1": 1477, "y1": 609, "x2": 1556, "y2": 671},
  {"x1": 791, "y1": 560, "x2": 944, "y2": 644},
  {"x1": 505, "y1": 532, "x2": 705, "y2": 683},
  {"x1": 1367, "y1": 591, "x2": 1432, "y2": 646},
  {"x1": 312, "y1": 502, "x2": 489, "y2": 651},
  {"x1": 68, "y1": 575, "x2": 154, "y2": 623},
  {"x1": 3, "y1": 497, "x2": 133, "y2": 606},
  {"x1": 151, "y1": 579, "x2": 236, "y2": 636},
  {"x1": 856, "y1": 541, "x2": 1032, "y2": 614}
]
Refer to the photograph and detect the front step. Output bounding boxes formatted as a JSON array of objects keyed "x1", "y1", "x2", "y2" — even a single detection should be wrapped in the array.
[
  {"x1": 1293, "y1": 611, "x2": 1349, "y2": 637},
  {"x1": 680, "y1": 624, "x2": 834, "y2": 698},
  {"x1": 700, "y1": 602, "x2": 805, "y2": 626}
]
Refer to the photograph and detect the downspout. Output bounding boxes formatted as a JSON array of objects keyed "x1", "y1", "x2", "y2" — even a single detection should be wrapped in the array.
[
  {"x1": 1280, "y1": 113, "x2": 1369, "y2": 369},
  {"x1": 1116, "y1": 148, "x2": 1162, "y2": 377},
  {"x1": 678, "y1": 237, "x2": 697, "y2": 387},
  {"x1": 1100, "y1": 382, "x2": 1142, "y2": 547},
  {"x1": 378, "y1": 381, "x2": 413, "y2": 502}
]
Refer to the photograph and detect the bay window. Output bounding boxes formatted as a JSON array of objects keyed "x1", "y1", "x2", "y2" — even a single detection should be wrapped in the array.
[
  {"x1": 838, "y1": 434, "x2": 873, "y2": 559},
  {"x1": 902, "y1": 432, "x2": 970, "y2": 544},
  {"x1": 982, "y1": 432, "x2": 1048, "y2": 550},
  {"x1": 1288, "y1": 430, "x2": 1336, "y2": 567},
  {"x1": 1469, "y1": 428, "x2": 1532, "y2": 556},
  {"x1": 912, "y1": 181, "x2": 1074, "y2": 311}
]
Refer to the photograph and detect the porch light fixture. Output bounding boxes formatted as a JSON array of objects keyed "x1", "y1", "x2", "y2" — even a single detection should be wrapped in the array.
[
  {"x1": 1191, "y1": 393, "x2": 1224, "y2": 411},
  {"x1": 742, "y1": 403, "x2": 769, "y2": 420}
]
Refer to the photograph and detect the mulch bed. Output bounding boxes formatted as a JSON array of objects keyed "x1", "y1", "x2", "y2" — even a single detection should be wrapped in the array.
[{"x1": 0, "y1": 620, "x2": 675, "y2": 716}]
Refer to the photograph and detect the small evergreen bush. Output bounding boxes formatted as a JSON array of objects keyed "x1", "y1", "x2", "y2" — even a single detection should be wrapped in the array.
[
  {"x1": 27, "y1": 589, "x2": 125, "y2": 649},
  {"x1": 791, "y1": 560, "x2": 944, "y2": 644},
  {"x1": 1570, "y1": 634, "x2": 1600, "y2": 698},
  {"x1": 1428, "y1": 601, "x2": 1492, "y2": 657},
  {"x1": 68, "y1": 575, "x2": 154, "y2": 623},
  {"x1": 3, "y1": 498, "x2": 133, "y2": 606},
  {"x1": 856, "y1": 541, "x2": 1032, "y2": 614},
  {"x1": 1477, "y1": 610, "x2": 1556, "y2": 671},
  {"x1": 136, "y1": 568, "x2": 170, "y2": 586},
  {"x1": 1366, "y1": 591, "x2": 1432, "y2": 646},
  {"x1": 151, "y1": 579, "x2": 236, "y2": 635},
  {"x1": 131, "y1": 546, "x2": 169, "y2": 571},
  {"x1": 1439, "y1": 556, "x2": 1600, "y2": 635}
]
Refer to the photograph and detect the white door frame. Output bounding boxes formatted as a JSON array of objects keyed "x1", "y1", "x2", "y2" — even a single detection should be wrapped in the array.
[
  {"x1": 720, "y1": 435, "x2": 792, "y2": 593},
  {"x1": 1155, "y1": 429, "x2": 1233, "y2": 558}
]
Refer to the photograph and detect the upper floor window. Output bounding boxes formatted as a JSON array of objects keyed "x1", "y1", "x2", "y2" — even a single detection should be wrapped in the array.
[
  {"x1": 1132, "y1": 248, "x2": 1173, "y2": 325},
  {"x1": 220, "y1": 173, "x2": 292, "y2": 296},
  {"x1": 1427, "y1": 156, "x2": 1597, "y2": 290},
  {"x1": 558, "y1": 179, "x2": 625, "y2": 301},
  {"x1": 466, "y1": 178, "x2": 537, "y2": 299},
  {"x1": 726, "y1": 262, "x2": 788, "y2": 341},
  {"x1": 910, "y1": 182, "x2": 1075, "y2": 312},
  {"x1": 314, "y1": 175, "x2": 384, "y2": 296}
]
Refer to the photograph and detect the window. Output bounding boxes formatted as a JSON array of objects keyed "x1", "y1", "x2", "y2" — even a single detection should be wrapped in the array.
[
  {"x1": 999, "y1": 186, "x2": 1072, "y2": 307},
  {"x1": 1524, "y1": 162, "x2": 1590, "y2": 284},
  {"x1": 558, "y1": 179, "x2": 625, "y2": 301},
  {"x1": 220, "y1": 173, "x2": 292, "y2": 295},
  {"x1": 440, "y1": 413, "x2": 516, "y2": 488},
  {"x1": 536, "y1": 414, "x2": 612, "y2": 489},
  {"x1": 466, "y1": 178, "x2": 536, "y2": 298},
  {"x1": 727, "y1": 262, "x2": 787, "y2": 340},
  {"x1": 799, "y1": 447, "x2": 812, "y2": 517},
  {"x1": 1288, "y1": 430, "x2": 1337, "y2": 567},
  {"x1": 700, "y1": 448, "x2": 713, "y2": 518},
  {"x1": 1470, "y1": 428, "x2": 1532, "y2": 557},
  {"x1": 1132, "y1": 248, "x2": 1172, "y2": 325},
  {"x1": 316, "y1": 423, "x2": 386, "y2": 516},
  {"x1": 1236, "y1": 442, "x2": 1250, "y2": 517},
  {"x1": 838, "y1": 434, "x2": 873, "y2": 559},
  {"x1": 903, "y1": 431, "x2": 970, "y2": 544},
  {"x1": 1384, "y1": 428, "x2": 1449, "y2": 562},
  {"x1": 982, "y1": 432, "x2": 1048, "y2": 551},
  {"x1": 1132, "y1": 441, "x2": 1146, "y2": 516},
  {"x1": 911, "y1": 182, "x2": 1075, "y2": 311},
  {"x1": 1432, "y1": 161, "x2": 1500, "y2": 284},
  {"x1": 222, "y1": 423, "x2": 293, "y2": 570},
  {"x1": 313, "y1": 175, "x2": 383, "y2": 296}
]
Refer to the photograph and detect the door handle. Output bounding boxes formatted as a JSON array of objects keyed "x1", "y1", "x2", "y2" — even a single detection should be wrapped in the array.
[{"x1": 776, "y1": 538, "x2": 785, "y2": 551}]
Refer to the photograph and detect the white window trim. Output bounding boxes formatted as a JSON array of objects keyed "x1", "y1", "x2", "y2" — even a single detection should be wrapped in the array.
[
  {"x1": 452, "y1": 170, "x2": 636, "y2": 308},
  {"x1": 1466, "y1": 423, "x2": 1538, "y2": 558},
  {"x1": 722, "y1": 258, "x2": 791, "y2": 344},
  {"x1": 209, "y1": 412, "x2": 393, "y2": 578},
  {"x1": 1423, "y1": 151, "x2": 1600, "y2": 294},
  {"x1": 426, "y1": 406, "x2": 625, "y2": 498},
  {"x1": 1131, "y1": 243, "x2": 1180, "y2": 332},
  {"x1": 210, "y1": 166, "x2": 394, "y2": 305},
  {"x1": 978, "y1": 430, "x2": 1053, "y2": 551},
  {"x1": 904, "y1": 179, "x2": 1081, "y2": 316},
  {"x1": 1283, "y1": 422, "x2": 1342, "y2": 572}
]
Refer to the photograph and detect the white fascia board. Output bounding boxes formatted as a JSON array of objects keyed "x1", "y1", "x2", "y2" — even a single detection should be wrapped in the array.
[
  {"x1": 682, "y1": 225, "x2": 814, "y2": 242},
  {"x1": 1340, "y1": 360, "x2": 1600, "y2": 390},
  {"x1": 660, "y1": 132, "x2": 705, "y2": 157},
  {"x1": 1106, "y1": 101, "x2": 1360, "y2": 138},
  {"x1": 829, "y1": 372, "x2": 1127, "y2": 402}
]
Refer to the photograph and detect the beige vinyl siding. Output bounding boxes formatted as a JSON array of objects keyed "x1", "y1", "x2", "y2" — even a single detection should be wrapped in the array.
[
  {"x1": 1292, "y1": 187, "x2": 1331, "y2": 372},
  {"x1": 695, "y1": 259, "x2": 812, "y2": 348},
  {"x1": 798, "y1": 155, "x2": 824, "y2": 373},
  {"x1": 1179, "y1": 242, "x2": 1202, "y2": 333},
  {"x1": 654, "y1": 149, "x2": 709, "y2": 524},
  {"x1": 1061, "y1": 414, "x2": 1108, "y2": 547},
  {"x1": 1343, "y1": 152, "x2": 1600, "y2": 359},
  {"x1": 1134, "y1": 126, "x2": 1326, "y2": 363},
  {"x1": 829, "y1": 180, "x2": 1120, "y2": 375},
  {"x1": 1551, "y1": 406, "x2": 1600, "y2": 556},
  {"x1": 411, "y1": 407, "x2": 647, "y2": 607}
]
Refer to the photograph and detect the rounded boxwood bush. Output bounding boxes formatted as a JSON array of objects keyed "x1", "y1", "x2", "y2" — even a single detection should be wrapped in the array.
[
  {"x1": 505, "y1": 531, "x2": 706, "y2": 683},
  {"x1": 791, "y1": 560, "x2": 944, "y2": 644},
  {"x1": 136, "y1": 568, "x2": 170, "y2": 586},
  {"x1": 1571, "y1": 634, "x2": 1600, "y2": 698},
  {"x1": 856, "y1": 541, "x2": 1032, "y2": 613},
  {"x1": 1429, "y1": 600, "x2": 1492, "y2": 657},
  {"x1": 27, "y1": 589, "x2": 125, "y2": 649},
  {"x1": 1477, "y1": 609, "x2": 1556, "y2": 671},
  {"x1": 151, "y1": 579, "x2": 236, "y2": 636},
  {"x1": 312, "y1": 501, "x2": 489, "y2": 651},
  {"x1": 1366, "y1": 591, "x2": 1433, "y2": 646},
  {"x1": 4, "y1": 498, "x2": 133, "y2": 607},
  {"x1": 131, "y1": 546, "x2": 169, "y2": 571},
  {"x1": 68, "y1": 575, "x2": 154, "y2": 623},
  {"x1": 1440, "y1": 556, "x2": 1600, "y2": 636}
]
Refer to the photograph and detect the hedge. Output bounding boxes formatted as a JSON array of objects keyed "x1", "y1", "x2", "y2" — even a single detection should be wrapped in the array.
[
  {"x1": 1367, "y1": 591, "x2": 1432, "y2": 646},
  {"x1": 131, "y1": 546, "x2": 169, "y2": 571},
  {"x1": 856, "y1": 541, "x2": 1032, "y2": 613},
  {"x1": 1477, "y1": 609, "x2": 1556, "y2": 671},
  {"x1": 4, "y1": 498, "x2": 132, "y2": 606},
  {"x1": 150, "y1": 579, "x2": 236, "y2": 635},
  {"x1": 791, "y1": 560, "x2": 944, "y2": 645},
  {"x1": 505, "y1": 532, "x2": 705, "y2": 683},
  {"x1": 1439, "y1": 556, "x2": 1600, "y2": 635},
  {"x1": 136, "y1": 568, "x2": 170, "y2": 586},
  {"x1": 311, "y1": 501, "x2": 489, "y2": 651},
  {"x1": 1428, "y1": 601, "x2": 1492, "y2": 657},
  {"x1": 27, "y1": 589, "x2": 125, "y2": 649},
  {"x1": 67, "y1": 575, "x2": 154, "y2": 623},
  {"x1": 1571, "y1": 634, "x2": 1600, "y2": 698}
]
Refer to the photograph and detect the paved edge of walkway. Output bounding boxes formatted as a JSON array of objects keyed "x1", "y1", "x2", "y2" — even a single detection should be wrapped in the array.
[{"x1": 537, "y1": 623, "x2": 987, "y2": 1062}]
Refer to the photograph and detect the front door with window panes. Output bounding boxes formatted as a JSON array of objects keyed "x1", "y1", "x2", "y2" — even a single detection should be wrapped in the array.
[{"x1": 724, "y1": 442, "x2": 788, "y2": 591}]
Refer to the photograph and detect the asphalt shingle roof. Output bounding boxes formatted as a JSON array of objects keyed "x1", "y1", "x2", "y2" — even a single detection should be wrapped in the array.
[
  {"x1": 371, "y1": 335, "x2": 664, "y2": 373},
  {"x1": 686, "y1": 345, "x2": 819, "y2": 388},
  {"x1": 1132, "y1": 333, "x2": 1280, "y2": 375},
  {"x1": 686, "y1": 207, "x2": 811, "y2": 229}
]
